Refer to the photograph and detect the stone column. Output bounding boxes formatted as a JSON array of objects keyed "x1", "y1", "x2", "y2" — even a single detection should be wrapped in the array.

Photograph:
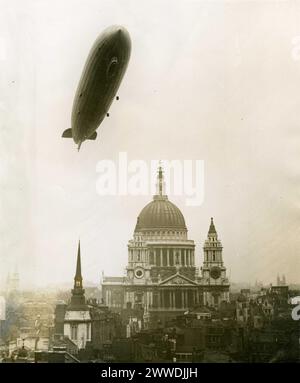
[
  {"x1": 167, "y1": 249, "x2": 170, "y2": 266},
  {"x1": 203, "y1": 291, "x2": 207, "y2": 306},
  {"x1": 160, "y1": 248, "x2": 163, "y2": 267}
]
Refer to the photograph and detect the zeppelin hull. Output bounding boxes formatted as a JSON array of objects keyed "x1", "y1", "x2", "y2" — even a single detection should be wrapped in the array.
[{"x1": 66, "y1": 25, "x2": 131, "y2": 147}]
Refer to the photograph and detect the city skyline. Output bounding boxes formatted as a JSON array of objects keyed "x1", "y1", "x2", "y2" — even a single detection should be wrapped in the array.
[
  {"x1": 0, "y1": 209, "x2": 295, "y2": 290},
  {"x1": 0, "y1": 0, "x2": 299, "y2": 287}
]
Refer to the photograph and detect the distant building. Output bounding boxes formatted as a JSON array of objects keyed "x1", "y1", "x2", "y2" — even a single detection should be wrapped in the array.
[
  {"x1": 0, "y1": 296, "x2": 6, "y2": 321},
  {"x1": 102, "y1": 166, "x2": 230, "y2": 327},
  {"x1": 236, "y1": 293, "x2": 250, "y2": 324},
  {"x1": 276, "y1": 274, "x2": 286, "y2": 286},
  {"x1": 6, "y1": 267, "x2": 20, "y2": 297}
]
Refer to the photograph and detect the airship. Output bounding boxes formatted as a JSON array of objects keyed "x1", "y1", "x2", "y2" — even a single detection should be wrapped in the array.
[{"x1": 62, "y1": 25, "x2": 131, "y2": 150}]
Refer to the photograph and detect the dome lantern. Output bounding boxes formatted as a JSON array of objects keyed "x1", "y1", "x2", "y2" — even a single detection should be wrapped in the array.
[{"x1": 134, "y1": 165, "x2": 187, "y2": 235}]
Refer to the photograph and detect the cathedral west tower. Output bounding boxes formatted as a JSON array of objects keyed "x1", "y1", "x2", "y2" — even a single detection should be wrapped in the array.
[{"x1": 201, "y1": 218, "x2": 230, "y2": 307}]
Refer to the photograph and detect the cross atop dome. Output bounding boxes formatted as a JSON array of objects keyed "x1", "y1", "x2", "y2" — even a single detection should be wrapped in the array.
[
  {"x1": 134, "y1": 163, "x2": 187, "y2": 233},
  {"x1": 155, "y1": 162, "x2": 167, "y2": 200}
]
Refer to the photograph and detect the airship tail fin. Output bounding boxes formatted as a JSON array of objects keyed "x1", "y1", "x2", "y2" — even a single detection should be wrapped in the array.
[
  {"x1": 62, "y1": 128, "x2": 73, "y2": 138},
  {"x1": 87, "y1": 131, "x2": 97, "y2": 140}
]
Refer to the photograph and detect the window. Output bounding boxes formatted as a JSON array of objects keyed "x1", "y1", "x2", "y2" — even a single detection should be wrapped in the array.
[
  {"x1": 106, "y1": 57, "x2": 118, "y2": 78},
  {"x1": 87, "y1": 323, "x2": 90, "y2": 340},
  {"x1": 71, "y1": 324, "x2": 78, "y2": 340},
  {"x1": 213, "y1": 295, "x2": 219, "y2": 305}
]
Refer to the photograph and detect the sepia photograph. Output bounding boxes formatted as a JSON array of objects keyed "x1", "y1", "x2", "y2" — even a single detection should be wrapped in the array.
[{"x1": 0, "y1": 0, "x2": 299, "y2": 371}]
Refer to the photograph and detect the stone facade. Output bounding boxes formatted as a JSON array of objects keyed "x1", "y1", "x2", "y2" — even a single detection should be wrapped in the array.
[{"x1": 102, "y1": 167, "x2": 230, "y2": 326}]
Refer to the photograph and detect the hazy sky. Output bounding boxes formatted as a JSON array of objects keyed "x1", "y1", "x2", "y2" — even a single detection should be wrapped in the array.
[{"x1": 0, "y1": 0, "x2": 299, "y2": 288}]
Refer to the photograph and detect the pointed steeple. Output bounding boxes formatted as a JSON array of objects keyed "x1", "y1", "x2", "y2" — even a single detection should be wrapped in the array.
[
  {"x1": 208, "y1": 217, "x2": 217, "y2": 235},
  {"x1": 203, "y1": 217, "x2": 223, "y2": 263},
  {"x1": 74, "y1": 240, "x2": 83, "y2": 289},
  {"x1": 69, "y1": 240, "x2": 86, "y2": 309}
]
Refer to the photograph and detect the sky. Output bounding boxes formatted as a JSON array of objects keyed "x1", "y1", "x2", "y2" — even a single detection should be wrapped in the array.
[{"x1": 0, "y1": 0, "x2": 299, "y2": 288}]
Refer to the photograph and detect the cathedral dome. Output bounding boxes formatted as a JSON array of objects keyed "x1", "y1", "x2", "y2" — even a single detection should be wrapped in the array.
[{"x1": 135, "y1": 196, "x2": 187, "y2": 233}]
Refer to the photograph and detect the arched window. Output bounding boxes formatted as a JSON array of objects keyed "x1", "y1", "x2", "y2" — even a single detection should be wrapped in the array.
[{"x1": 71, "y1": 324, "x2": 78, "y2": 340}]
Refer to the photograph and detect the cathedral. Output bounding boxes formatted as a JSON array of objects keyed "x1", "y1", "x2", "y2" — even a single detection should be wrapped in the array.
[{"x1": 101, "y1": 167, "x2": 230, "y2": 326}]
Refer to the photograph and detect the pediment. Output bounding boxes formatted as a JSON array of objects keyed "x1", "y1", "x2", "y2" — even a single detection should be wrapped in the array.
[{"x1": 159, "y1": 273, "x2": 198, "y2": 286}]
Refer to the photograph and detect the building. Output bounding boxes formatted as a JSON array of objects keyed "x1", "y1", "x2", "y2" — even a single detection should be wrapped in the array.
[
  {"x1": 276, "y1": 274, "x2": 286, "y2": 286},
  {"x1": 55, "y1": 243, "x2": 121, "y2": 359},
  {"x1": 63, "y1": 241, "x2": 91, "y2": 350},
  {"x1": 102, "y1": 166, "x2": 230, "y2": 327},
  {"x1": 6, "y1": 267, "x2": 20, "y2": 295},
  {"x1": 201, "y1": 217, "x2": 230, "y2": 306}
]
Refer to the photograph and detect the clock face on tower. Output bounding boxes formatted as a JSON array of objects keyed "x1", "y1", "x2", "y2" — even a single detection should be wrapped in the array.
[
  {"x1": 134, "y1": 268, "x2": 144, "y2": 279},
  {"x1": 210, "y1": 266, "x2": 221, "y2": 279}
]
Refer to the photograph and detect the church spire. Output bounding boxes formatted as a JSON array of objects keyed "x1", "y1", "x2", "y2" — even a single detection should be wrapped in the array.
[
  {"x1": 74, "y1": 240, "x2": 82, "y2": 289},
  {"x1": 69, "y1": 240, "x2": 86, "y2": 309},
  {"x1": 74, "y1": 240, "x2": 83, "y2": 289}
]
